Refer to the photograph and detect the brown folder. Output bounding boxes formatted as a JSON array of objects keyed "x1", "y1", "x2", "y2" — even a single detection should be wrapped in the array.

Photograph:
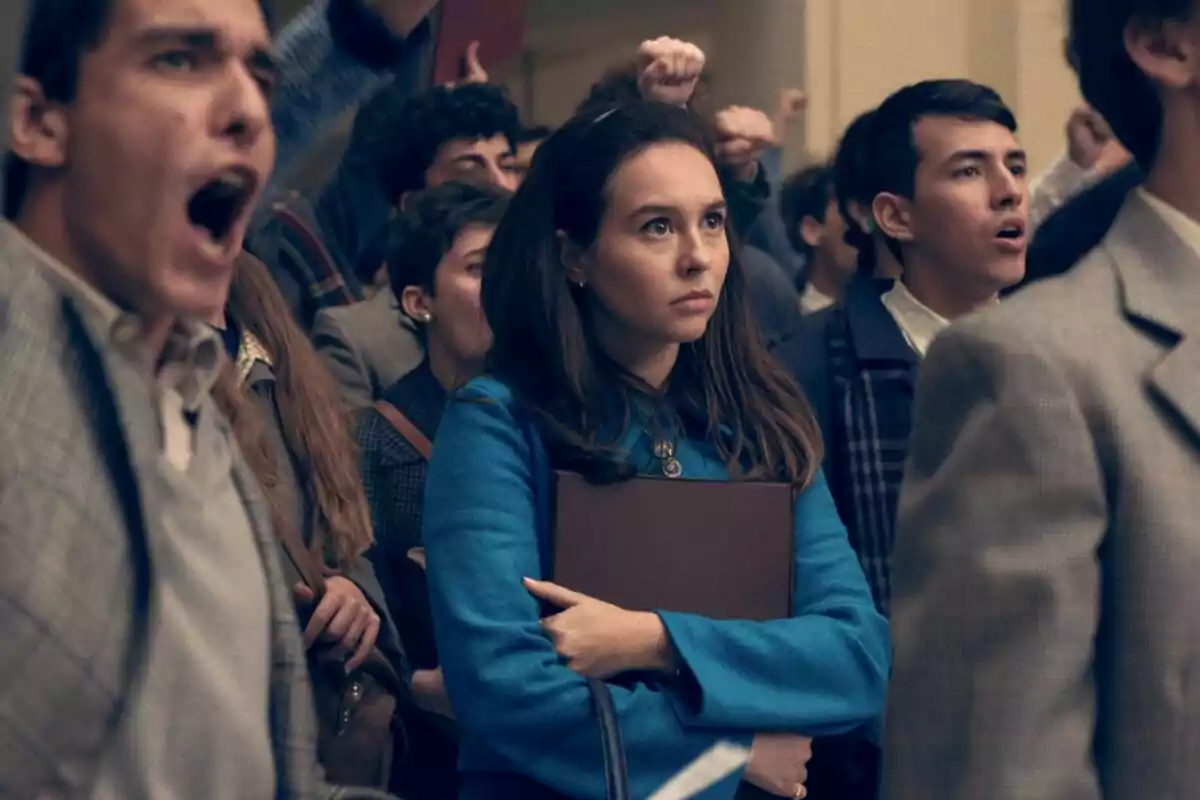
[{"x1": 552, "y1": 472, "x2": 795, "y2": 621}]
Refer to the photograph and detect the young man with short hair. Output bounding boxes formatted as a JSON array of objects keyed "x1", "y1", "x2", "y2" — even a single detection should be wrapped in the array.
[
  {"x1": 0, "y1": 0, "x2": 416, "y2": 796},
  {"x1": 773, "y1": 77, "x2": 1027, "y2": 800},
  {"x1": 313, "y1": 80, "x2": 522, "y2": 408},
  {"x1": 885, "y1": 2, "x2": 1200, "y2": 797},
  {"x1": 779, "y1": 162, "x2": 858, "y2": 314}
]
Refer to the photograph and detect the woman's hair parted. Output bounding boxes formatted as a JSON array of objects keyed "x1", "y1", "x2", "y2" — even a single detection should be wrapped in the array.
[
  {"x1": 481, "y1": 101, "x2": 823, "y2": 487},
  {"x1": 211, "y1": 252, "x2": 374, "y2": 571}
]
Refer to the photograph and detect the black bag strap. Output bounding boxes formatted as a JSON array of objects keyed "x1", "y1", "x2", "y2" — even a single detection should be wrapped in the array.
[{"x1": 589, "y1": 679, "x2": 630, "y2": 799}]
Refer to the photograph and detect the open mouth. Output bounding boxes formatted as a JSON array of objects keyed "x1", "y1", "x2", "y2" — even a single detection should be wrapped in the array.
[
  {"x1": 186, "y1": 168, "x2": 257, "y2": 247},
  {"x1": 995, "y1": 224, "x2": 1026, "y2": 241}
]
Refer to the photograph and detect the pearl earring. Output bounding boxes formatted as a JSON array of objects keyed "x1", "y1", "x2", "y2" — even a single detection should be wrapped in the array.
[{"x1": 421, "y1": 313, "x2": 433, "y2": 322}]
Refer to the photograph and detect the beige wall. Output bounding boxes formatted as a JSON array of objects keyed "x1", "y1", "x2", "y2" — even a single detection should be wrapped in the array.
[{"x1": 799, "y1": 0, "x2": 1078, "y2": 173}]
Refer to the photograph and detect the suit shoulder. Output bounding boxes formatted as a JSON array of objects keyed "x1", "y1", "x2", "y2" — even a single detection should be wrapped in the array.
[{"x1": 948, "y1": 252, "x2": 1119, "y2": 356}]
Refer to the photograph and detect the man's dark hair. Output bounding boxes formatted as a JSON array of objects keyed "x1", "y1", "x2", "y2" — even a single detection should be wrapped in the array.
[
  {"x1": 364, "y1": 82, "x2": 521, "y2": 203},
  {"x1": 1067, "y1": 0, "x2": 1192, "y2": 168},
  {"x1": 865, "y1": 79, "x2": 1016, "y2": 202},
  {"x1": 515, "y1": 125, "x2": 555, "y2": 146},
  {"x1": 6, "y1": 0, "x2": 275, "y2": 218},
  {"x1": 384, "y1": 180, "x2": 510, "y2": 301},
  {"x1": 832, "y1": 108, "x2": 881, "y2": 273},
  {"x1": 779, "y1": 163, "x2": 835, "y2": 256}
]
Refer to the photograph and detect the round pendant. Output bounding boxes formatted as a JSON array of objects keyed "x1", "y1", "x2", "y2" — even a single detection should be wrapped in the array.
[
  {"x1": 662, "y1": 458, "x2": 683, "y2": 479},
  {"x1": 653, "y1": 438, "x2": 676, "y2": 460}
]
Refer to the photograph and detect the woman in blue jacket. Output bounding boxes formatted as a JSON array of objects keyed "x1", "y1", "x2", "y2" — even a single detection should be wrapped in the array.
[{"x1": 421, "y1": 101, "x2": 890, "y2": 799}]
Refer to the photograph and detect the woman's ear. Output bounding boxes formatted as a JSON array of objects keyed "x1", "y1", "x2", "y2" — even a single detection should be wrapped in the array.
[
  {"x1": 10, "y1": 76, "x2": 69, "y2": 170},
  {"x1": 556, "y1": 229, "x2": 589, "y2": 287},
  {"x1": 871, "y1": 192, "x2": 916, "y2": 244},
  {"x1": 400, "y1": 284, "x2": 434, "y2": 323}
]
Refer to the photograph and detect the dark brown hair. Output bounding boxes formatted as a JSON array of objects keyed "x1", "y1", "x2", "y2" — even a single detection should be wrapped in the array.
[
  {"x1": 482, "y1": 101, "x2": 823, "y2": 487},
  {"x1": 212, "y1": 252, "x2": 373, "y2": 570}
]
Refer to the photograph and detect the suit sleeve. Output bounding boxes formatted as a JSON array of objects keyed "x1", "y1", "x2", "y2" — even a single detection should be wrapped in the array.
[
  {"x1": 883, "y1": 320, "x2": 1107, "y2": 800},
  {"x1": 423, "y1": 387, "x2": 749, "y2": 799},
  {"x1": 312, "y1": 310, "x2": 374, "y2": 409},
  {"x1": 658, "y1": 469, "x2": 889, "y2": 735}
]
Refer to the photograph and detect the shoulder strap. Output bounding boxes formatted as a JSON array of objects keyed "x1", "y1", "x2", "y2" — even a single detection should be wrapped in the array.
[
  {"x1": 374, "y1": 400, "x2": 433, "y2": 460},
  {"x1": 276, "y1": 515, "x2": 327, "y2": 599}
]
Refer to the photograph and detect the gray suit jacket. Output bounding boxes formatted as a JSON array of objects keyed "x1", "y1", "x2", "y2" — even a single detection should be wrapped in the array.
[
  {"x1": 0, "y1": 231, "x2": 389, "y2": 798},
  {"x1": 885, "y1": 191, "x2": 1200, "y2": 800},
  {"x1": 313, "y1": 288, "x2": 423, "y2": 408}
]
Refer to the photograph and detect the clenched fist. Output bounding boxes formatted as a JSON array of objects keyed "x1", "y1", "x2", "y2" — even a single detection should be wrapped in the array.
[
  {"x1": 636, "y1": 37, "x2": 706, "y2": 108},
  {"x1": 714, "y1": 105, "x2": 778, "y2": 183}
]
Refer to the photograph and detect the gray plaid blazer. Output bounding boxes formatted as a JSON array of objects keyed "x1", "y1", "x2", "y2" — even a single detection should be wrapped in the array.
[{"x1": 0, "y1": 225, "x2": 391, "y2": 799}]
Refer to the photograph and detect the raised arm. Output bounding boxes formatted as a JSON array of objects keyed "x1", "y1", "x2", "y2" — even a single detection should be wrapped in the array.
[{"x1": 884, "y1": 319, "x2": 1107, "y2": 800}]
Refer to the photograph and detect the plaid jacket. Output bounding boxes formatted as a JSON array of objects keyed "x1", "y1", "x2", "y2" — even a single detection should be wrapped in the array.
[
  {"x1": 0, "y1": 224, "x2": 392, "y2": 799},
  {"x1": 774, "y1": 277, "x2": 919, "y2": 615}
]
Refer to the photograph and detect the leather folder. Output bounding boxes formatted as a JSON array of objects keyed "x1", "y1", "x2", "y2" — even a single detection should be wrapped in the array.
[{"x1": 552, "y1": 472, "x2": 795, "y2": 621}]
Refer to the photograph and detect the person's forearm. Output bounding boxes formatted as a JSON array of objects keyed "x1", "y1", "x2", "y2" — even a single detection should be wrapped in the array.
[{"x1": 265, "y1": 0, "x2": 430, "y2": 204}]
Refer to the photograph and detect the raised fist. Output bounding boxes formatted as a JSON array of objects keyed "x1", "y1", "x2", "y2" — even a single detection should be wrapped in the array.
[
  {"x1": 714, "y1": 105, "x2": 778, "y2": 183},
  {"x1": 636, "y1": 37, "x2": 706, "y2": 108}
]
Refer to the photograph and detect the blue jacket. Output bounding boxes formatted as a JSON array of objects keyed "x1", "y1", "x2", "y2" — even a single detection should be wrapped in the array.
[{"x1": 422, "y1": 377, "x2": 890, "y2": 799}]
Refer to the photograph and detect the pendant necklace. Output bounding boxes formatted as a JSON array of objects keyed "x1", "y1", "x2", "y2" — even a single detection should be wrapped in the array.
[{"x1": 648, "y1": 414, "x2": 683, "y2": 478}]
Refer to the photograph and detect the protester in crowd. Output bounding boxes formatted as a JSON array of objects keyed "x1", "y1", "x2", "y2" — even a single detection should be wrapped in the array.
[
  {"x1": 421, "y1": 101, "x2": 889, "y2": 800},
  {"x1": 772, "y1": 78, "x2": 1026, "y2": 800},
  {"x1": 244, "y1": 0, "x2": 440, "y2": 331},
  {"x1": 884, "y1": 1, "x2": 1200, "y2": 796},
  {"x1": 212, "y1": 252, "x2": 407, "y2": 788},
  {"x1": 0, "y1": 0, "x2": 424, "y2": 794},
  {"x1": 357, "y1": 180, "x2": 510, "y2": 799},
  {"x1": 779, "y1": 162, "x2": 858, "y2": 313},
  {"x1": 503, "y1": 124, "x2": 553, "y2": 186},
  {"x1": 313, "y1": 81, "x2": 522, "y2": 409}
]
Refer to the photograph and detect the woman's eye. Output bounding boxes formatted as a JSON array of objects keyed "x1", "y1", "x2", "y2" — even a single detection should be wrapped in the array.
[
  {"x1": 642, "y1": 218, "x2": 672, "y2": 237},
  {"x1": 953, "y1": 165, "x2": 981, "y2": 179},
  {"x1": 702, "y1": 212, "x2": 726, "y2": 230}
]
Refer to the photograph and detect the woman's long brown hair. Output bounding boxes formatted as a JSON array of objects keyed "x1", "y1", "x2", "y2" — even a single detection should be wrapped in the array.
[
  {"x1": 211, "y1": 252, "x2": 374, "y2": 571},
  {"x1": 482, "y1": 102, "x2": 823, "y2": 488}
]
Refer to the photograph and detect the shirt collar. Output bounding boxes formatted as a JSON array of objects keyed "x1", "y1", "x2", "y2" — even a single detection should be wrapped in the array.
[
  {"x1": 3, "y1": 220, "x2": 225, "y2": 412},
  {"x1": 1137, "y1": 188, "x2": 1200, "y2": 262},
  {"x1": 880, "y1": 279, "x2": 950, "y2": 358},
  {"x1": 799, "y1": 284, "x2": 835, "y2": 314}
]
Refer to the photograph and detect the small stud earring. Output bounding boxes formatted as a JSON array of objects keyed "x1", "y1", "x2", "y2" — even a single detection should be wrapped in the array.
[
  {"x1": 574, "y1": 279, "x2": 586, "y2": 289},
  {"x1": 421, "y1": 313, "x2": 433, "y2": 322}
]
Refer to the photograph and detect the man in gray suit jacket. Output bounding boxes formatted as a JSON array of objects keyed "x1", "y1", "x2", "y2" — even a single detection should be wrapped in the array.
[
  {"x1": 885, "y1": 2, "x2": 1200, "y2": 798},
  {"x1": 0, "y1": 0, "x2": 402, "y2": 796}
]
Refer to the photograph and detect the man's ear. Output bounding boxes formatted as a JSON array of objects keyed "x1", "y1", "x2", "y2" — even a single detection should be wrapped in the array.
[
  {"x1": 10, "y1": 76, "x2": 69, "y2": 169},
  {"x1": 872, "y1": 192, "x2": 916, "y2": 243},
  {"x1": 556, "y1": 230, "x2": 589, "y2": 286},
  {"x1": 1124, "y1": 14, "x2": 1200, "y2": 91},
  {"x1": 799, "y1": 216, "x2": 824, "y2": 249}
]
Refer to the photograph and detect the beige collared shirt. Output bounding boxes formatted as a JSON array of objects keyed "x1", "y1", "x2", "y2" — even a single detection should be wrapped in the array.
[
  {"x1": 881, "y1": 279, "x2": 951, "y2": 358},
  {"x1": 1138, "y1": 188, "x2": 1200, "y2": 259},
  {"x1": 799, "y1": 283, "x2": 836, "y2": 315},
  {"x1": 6, "y1": 222, "x2": 223, "y2": 471}
]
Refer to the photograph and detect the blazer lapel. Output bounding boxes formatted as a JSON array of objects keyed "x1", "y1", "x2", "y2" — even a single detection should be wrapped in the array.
[
  {"x1": 219, "y1": 410, "x2": 321, "y2": 796},
  {"x1": 1108, "y1": 193, "x2": 1200, "y2": 446}
]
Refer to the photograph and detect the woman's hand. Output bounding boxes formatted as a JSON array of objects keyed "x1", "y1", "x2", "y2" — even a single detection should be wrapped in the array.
[
  {"x1": 412, "y1": 667, "x2": 456, "y2": 720},
  {"x1": 744, "y1": 733, "x2": 813, "y2": 798},
  {"x1": 295, "y1": 576, "x2": 381, "y2": 672},
  {"x1": 524, "y1": 578, "x2": 677, "y2": 680}
]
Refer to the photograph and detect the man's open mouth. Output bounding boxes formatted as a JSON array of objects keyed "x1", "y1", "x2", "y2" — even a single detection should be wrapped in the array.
[{"x1": 186, "y1": 167, "x2": 258, "y2": 246}]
